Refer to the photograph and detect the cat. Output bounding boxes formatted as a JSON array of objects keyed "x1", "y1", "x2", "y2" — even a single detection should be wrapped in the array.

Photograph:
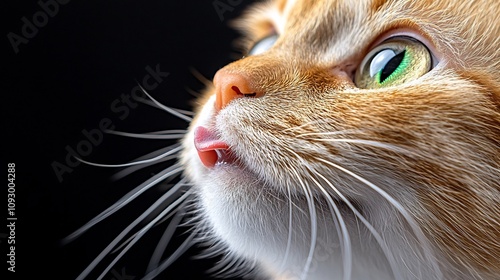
[{"x1": 69, "y1": 0, "x2": 500, "y2": 279}]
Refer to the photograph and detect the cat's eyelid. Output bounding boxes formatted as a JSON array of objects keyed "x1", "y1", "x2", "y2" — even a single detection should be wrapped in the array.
[{"x1": 368, "y1": 28, "x2": 441, "y2": 67}]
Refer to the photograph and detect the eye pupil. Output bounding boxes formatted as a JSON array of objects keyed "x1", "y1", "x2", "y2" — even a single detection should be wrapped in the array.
[
  {"x1": 354, "y1": 36, "x2": 433, "y2": 89},
  {"x1": 379, "y1": 50, "x2": 406, "y2": 83}
]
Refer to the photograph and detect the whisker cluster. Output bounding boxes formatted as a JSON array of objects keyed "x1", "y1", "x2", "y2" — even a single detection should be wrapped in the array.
[{"x1": 64, "y1": 90, "x2": 203, "y2": 280}]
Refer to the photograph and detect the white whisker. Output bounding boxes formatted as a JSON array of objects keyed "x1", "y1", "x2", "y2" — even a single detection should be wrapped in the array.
[
  {"x1": 313, "y1": 159, "x2": 402, "y2": 279},
  {"x1": 109, "y1": 193, "x2": 190, "y2": 255},
  {"x1": 209, "y1": 252, "x2": 242, "y2": 276},
  {"x1": 142, "y1": 229, "x2": 197, "y2": 280},
  {"x1": 185, "y1": 87, "x2": 203, "y2": 98},
  {"x1": 279, "y1": 184, "x2": 294, "y2": 272},
  {"x1": 189, "y1": 67, "x2": 214, "y2": 88},
  {"x1": 75, "y1": 180, "x2": 190, "y2": 280},
  {"x1": 285, "y1": 146, "x2": 352, "y2": 280},
  {"x1": 110, "y1": 144, "x2": 182, "y2": 180},
  {"x1": 308, "y1": 138, "x2": 412, "y2": 155},
  {"x1": 137, "y1": 85, "x2": 193, "y2": 122},
  {"x1": 144, "y1": 129, "x2": 188, "y2": 135},
  {"x1": 308, "y1": 172, "x2": 352, "y2": 280},
  {"x1": 154, "y1": 194, "x2": 196, "y2": 226},
  {"x1": 75, "y1": 144, "x2": 182, "y2": 168},
  {"x1": 95, "y1": 189, "x2": 193, "y2": 280},
  {"x1": 171, "y1": 108, "x2": 195, "y2": 116},
  {"x1": 283, "y1": 119, "x2": 352, "y2": 134},
  {"x1": 193, "y1": 244, "x2": 227, "y2": 260},
  {"x1": 104, "y1": 130, "x2": 186, "y2": 140},
  {"x1": 139, "y1": 99, "x2": 196, "y2": 117},
  {"x1": 316, "y1": 158, "x2": 443, "y2": 279},
  {"x1": 147, "y1": 207, "x2": 187, "y2": 272},
  {"x1": 290, "y1": 167, "x2": 317, "y2": 280},
  {"x1": 63, "y1": 165, "x2": 184, "y2": 243},
  {"x1": 296, "y1": 130, "x2": 361, "y2": 138},
  {"x1": 111, "y1": 156, "x2": 177, "y2": 180},
  {"x1": 215, "y1": 259, "x2": 253, "y2": 279}
]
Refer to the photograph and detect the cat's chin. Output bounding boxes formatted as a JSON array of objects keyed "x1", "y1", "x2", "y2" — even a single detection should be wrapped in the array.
[{"x1": 193, "y1": 167, "x2": 395, "y2": 280}]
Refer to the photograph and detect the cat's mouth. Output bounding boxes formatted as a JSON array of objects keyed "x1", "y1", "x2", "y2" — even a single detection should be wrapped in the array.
[{"x1": 193, "y1": 126, "x2": 239, "y2": 168}]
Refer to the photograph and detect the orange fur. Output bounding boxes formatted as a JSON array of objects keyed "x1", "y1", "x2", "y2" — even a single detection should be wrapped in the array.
[{"x1": 187, "y1": 0, "x2": 500, "y2": 278}]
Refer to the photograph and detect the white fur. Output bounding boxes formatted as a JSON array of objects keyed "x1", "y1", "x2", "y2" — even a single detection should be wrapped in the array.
[{"x1": 181, "y1": 95, "x2": 446, "y2": 280}]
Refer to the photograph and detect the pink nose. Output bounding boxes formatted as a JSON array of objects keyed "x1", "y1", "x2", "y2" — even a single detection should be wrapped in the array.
[{"x1": 213, "y1": 69, "x2": 264, "y2": 111}]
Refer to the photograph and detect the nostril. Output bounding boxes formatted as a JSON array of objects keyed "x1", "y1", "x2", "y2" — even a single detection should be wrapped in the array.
[
  {"x1": 214, "y1": 69, "x2": 263, "y2": 111},
  {"x1": 231, "y1": 86, "x2": 257, "y2": 97}
]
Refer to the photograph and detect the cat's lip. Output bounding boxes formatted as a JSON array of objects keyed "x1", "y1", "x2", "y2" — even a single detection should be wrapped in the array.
[{"x1": 194, "y1": 126, "x2": 236, "y2": 168}]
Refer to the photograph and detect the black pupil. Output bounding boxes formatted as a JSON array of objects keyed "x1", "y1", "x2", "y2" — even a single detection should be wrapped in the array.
[{"x1": 380, "y1": 50, "x2": 406, "y2": 83}]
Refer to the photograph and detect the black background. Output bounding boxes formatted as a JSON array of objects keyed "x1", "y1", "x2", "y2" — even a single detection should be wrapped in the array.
[{"x1": 4, "y1": 0, "x2": 255, "y2": 279}]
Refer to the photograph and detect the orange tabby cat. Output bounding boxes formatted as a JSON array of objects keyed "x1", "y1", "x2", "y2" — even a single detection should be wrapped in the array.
[
  {"x1": 70, "y1": 0, "x2": 499, "y2": 279},
  {"x1": 181, "y1": 0, "x2": 500, "y2": 279}
]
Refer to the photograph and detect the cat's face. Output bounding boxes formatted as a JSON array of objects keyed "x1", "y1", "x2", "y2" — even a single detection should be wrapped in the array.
[{"x1": 181, "y1": 0, "x2": 500, "y2": 279}]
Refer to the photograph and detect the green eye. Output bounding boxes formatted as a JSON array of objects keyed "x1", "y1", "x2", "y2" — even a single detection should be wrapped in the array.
[{"x1": 355, "y1": 36, "x2": 432, "y2": 89}]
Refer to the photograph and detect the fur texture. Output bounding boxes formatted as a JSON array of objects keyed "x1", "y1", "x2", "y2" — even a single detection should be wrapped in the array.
[{"x1": 181, "y1": 0, "x2": 500, "y2": 279}]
